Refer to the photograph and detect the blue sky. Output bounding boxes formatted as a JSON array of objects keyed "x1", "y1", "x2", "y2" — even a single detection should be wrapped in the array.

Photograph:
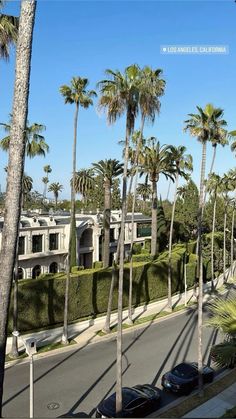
[{"x1": 0, "y1": 0, "x2": 236, "y2": 200}]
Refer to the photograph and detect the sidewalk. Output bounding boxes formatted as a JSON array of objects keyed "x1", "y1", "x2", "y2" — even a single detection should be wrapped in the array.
[
  {"x1": 6, "y1": 266, "x2": 232, "y2": 355},
  {"x1": 182, "y1": 382, "x2": 236, "y2": 418}
]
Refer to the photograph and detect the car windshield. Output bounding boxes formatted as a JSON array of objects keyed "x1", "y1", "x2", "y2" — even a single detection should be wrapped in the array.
[
  {"x1": 171, "y1": 363, "x2": 196, "y2": 378},
  {"x1": 134, "y1": 385, "x2": 154, "y2": 398}
]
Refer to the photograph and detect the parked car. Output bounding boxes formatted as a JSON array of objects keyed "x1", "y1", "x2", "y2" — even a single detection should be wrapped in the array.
[
  {"x1": 161, "y1": 362, "x2": 214, "y2": 395},
  {"x1": 95, "y1": 384, "x2": 161, "y2": 418}
]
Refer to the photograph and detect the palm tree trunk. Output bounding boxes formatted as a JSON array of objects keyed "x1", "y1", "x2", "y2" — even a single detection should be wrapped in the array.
[
  {"x1": 197, "y1": 140, "x2": 207, "y2": 396},
  {"x1": 62, "y1": 102, "x2": 79, "y2": 344},
  {"x1": 166, "y1": 178, "x2": 172, "y2": 201},
  {"x1": 203, "y1": 146, "x2": 217, "y2": 206},
  {"x1": 128, "y1": 116, "x2": 145, "y2": 324},
  {"x1": 9, "y1": 237, "x2": 19, "y2": 359},
  {"x1": 116, "y1": 114, "x2": 131, "y2": 415},
  {"x1": 103, "y1": 179, "x2": 111, "y2": 268},
  {"x1": 102, "y1": 238, "x2": 120, "y2": 334},
  {"x1": 231, "y1": 204, "x2": 235, "y2": 277},
  {"x1": 211, "y1": 197, "x2": 217, "y2": 291},
  {"x1": 223, "y1": 205, "x2": 227, "y2": 283},
  {"x1": 167, "y1": 172, "x2": 179, "y2": 311},
  {"x1": 0, "y1": 1, "x2": 36, "y2": 413},
  {"x1": 151, "y1": 178, "x2": 158, "y2": 257}
]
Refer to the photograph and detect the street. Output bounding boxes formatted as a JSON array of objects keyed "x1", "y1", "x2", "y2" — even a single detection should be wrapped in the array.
[{"x1": 2, "y1": 304, "x2": 223, "y2": 418}]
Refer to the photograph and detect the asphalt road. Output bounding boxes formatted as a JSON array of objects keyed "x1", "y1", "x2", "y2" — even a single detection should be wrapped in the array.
[{"x1": 2, "y1": 304, "x2": 224, "y2": 418}]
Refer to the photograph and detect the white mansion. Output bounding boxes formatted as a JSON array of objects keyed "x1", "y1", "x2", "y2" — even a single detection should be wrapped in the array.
[{"x1": 0, "y1": 210, "x2": 152, "y2": 280}]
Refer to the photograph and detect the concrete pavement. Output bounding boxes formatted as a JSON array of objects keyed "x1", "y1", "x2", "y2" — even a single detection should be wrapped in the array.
[{"x1": 182, "y1": 382, "x2": 236, "y2": 418}]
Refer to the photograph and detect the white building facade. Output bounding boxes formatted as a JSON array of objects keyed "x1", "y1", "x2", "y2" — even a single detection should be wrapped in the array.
[{"x1": 0, "y1": 211, "x2": 152, "y2": 279}]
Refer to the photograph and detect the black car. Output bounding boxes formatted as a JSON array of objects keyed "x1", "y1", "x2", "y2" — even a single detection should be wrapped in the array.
[
  {"x1": 161, "y1": 362, "x2": 214, "y2": 395},
  {"x1": 95, "y1": 384, "x2": 161, "y2": 418}
]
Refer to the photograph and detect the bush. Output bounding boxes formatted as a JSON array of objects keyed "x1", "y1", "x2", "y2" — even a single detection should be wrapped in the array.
[
  {"x1": 132, "y1": 254, "x2": 153, "y2": 263},
  {"x1": 71, "y1": 265, "x2": 84, "y2": 273},
  {"x1": 132, "y1": 243, "x2": 142, "y2": 255},
  {"x1": 7, "y1": 249, "x2": 199, "y2": 334},
  {"x1": 144, "y1": 239, "x2": 151, "y2": 253},
  {"x1": 93, "y1": 261, "x2": 103, "y2": 269}
]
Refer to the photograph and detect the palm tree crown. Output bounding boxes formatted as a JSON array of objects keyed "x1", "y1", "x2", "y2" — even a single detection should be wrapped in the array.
[
  {"x1": 0, "y1": 118, "x2": 49, "y2": 157},
  {"x1": 60, "y1": 77, "x2": 97, "y2": 108},
  {"x1": 0, "y1": 3, "x2": 18, "y2": 60}
]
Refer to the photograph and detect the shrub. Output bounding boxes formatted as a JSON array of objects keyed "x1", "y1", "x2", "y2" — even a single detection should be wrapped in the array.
[
  {"x1": 93, "y1": 261, "x2": 103, "y2": 269},
  {"x1": 132, "y1": 243, "x2": 142, "y2": 255},
  {"x1": 71, "y1": 265, "x2": 84, "y2": 273},
  {"x1": 7, "y1": 249, "x2": 201, "y2": 334},
  {"x1": 144, "y1": 239, "x2": 151, "y2": 253}
]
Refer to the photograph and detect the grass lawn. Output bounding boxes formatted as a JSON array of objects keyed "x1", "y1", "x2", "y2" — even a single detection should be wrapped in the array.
[{"x1": 158, "y1": 369, "x2": 236, "y2": 418}]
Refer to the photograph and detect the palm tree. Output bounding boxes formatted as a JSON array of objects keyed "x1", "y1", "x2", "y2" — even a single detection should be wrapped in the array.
[
  {"x1": 208, "y1": 107, "x2": 228, "y2": 175},
  {"x1": 207, "y1": 297, "x2": 236, "y2": 368},
  {"x1": 140, "y1": 137, "x2": 175, "y2": 257},
  {"x1": 48, "y1": 182, "x2": 63, "y2": 209},
  {"x1": 220, "y1": 174, "x2": 233, "y2": 283},
  {"x1": 167, "y1": 146, "x2": 193, "y2": 311},
  {"x1": 60, "y1": 76, "x2": 96, "y2": 345},
  {"x1": 73, "y1": 168, "x2": 95, "y2": 208},
  {"x1": 205, "y1": 173, "x2": 222, "y2": 290},
  {"x1": 1, "y1": 119, "x2": 49, "y2": 359},
  {"x1": 0, "y1": 1, "x2": 36, "y2": 413},
  {"x1": 128, "y1": 66, "x2": 166, "y2": 323},
  {"x1": 0, "y1": 2, "x2": 18, "y2": 61},
  {"x1": 0, "y1": 118, "x2": 49, "y2": 157},
  {"x1": 228, "y1": 168, "x2": 236, "y2": 276},
  {"x1": 184, "y1": 103, "x2": 224, "y2": 395},
  {"x1": 98, "y1": 64, "x2": 141, "y2": 413},
  {"x1": 22, "y1": 173, "x2": 33, "y2": 209},
  {"x1": 92, "y1": 159, "x2": 123, "y2": 268},
  {"x1": 42, "y1": 164, "x2": 52, "y2": 199},
  {"x1": 136, "y1": 180, "x2": 151, "y2": 211}
]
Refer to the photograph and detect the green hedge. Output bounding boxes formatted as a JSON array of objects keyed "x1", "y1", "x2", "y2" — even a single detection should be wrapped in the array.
[{"x1": 8, "y1": 249, "x2": 197, "y2": 334}]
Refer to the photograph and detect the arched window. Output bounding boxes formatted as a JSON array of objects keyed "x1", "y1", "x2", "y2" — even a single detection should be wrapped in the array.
[
  {"x1": 49, "y1": 262, "x2": 58, "y2": 274},
  {"x1": 18, "y1": 267, "x2": 24, "y2": 280},
  {"x1": 32, "y1": 265, "x2": 41, "y2": 279}
]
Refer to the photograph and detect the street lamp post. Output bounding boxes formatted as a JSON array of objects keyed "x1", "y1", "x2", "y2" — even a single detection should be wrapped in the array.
[{"x1": 22, "y1": 337, "x2": 37, "y2": 418}]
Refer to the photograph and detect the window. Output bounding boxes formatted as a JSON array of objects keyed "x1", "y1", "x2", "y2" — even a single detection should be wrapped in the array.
[
  {"x1": 18, "y1": 236, "x2": 25, "y2": 255},
  {"x1": 49, "y1": 233, "x2": 59, "y2": 250},
  {"x1": 32, "y1": 235, "x2": 43, "y2": 253},
  {"x1": 18, "y1": 268, "x2": 24, "y2": 280},
  {"x1": 49, "y1": 262, "x2": 58, "y2": 273},
  {"x1": 137, "y1": 223, "x2": 151, "y2": 238},
  {"x1": 32, "y1": 265, "x2": 41, "y2": 279}
]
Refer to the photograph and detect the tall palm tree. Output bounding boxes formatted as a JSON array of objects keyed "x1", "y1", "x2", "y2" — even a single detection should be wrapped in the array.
[
  {"x1": 60, "y1": 77, "x2": 96, "y2": 345},
  {"x1": 205, "y1": 173, "x2": 222, "y2": 290},
  {"x1": 1, "y1": 119, "x2": 49, "y2": 359},
  {"x1": 140, "y1": 137, "x2": 175, "y2": 257},
  {"x1": 92, "y1": 159, "x2": 123, "y2": 268},
  {"x1": 0, "y1": 1, "x2": 18, "y2": 61},
  {"x1": 0, "y1": 119, "x2": 49, "y2": 157},
  {"x1": 184, "y1": 103, "x2": 223, "y2": 395},
  {"x1": 207, "y1": 296, "x2": 236, "y2": 368},
  {"x1": 128, "y1": 66, "x2": 166, "y2": 323},
  {"x1": 48, "y1": 182, "x2": 63, "y2": 209},
  {"x1": 42, "y1": 164, "x2": 52, "y2": 199},
  {"x1": 220, "y1": 174, "x2": 233, "y2": 283},
  {"x1": 98, "y1": 64, "x2": 141, "y2": 413},
  {"x1": 228, "y1": 168, "x2": 236, "y2": 276},
  {"x1": 22, "y1": 173, "x2": 33, "y2": 209},
  {"x1": 136, "y1": 180, "x2": 151, "y2": 211},
  {"x1": 167, "y1": 146, "x2": 193, "y2": 311},
  {"x1": 73, "y1": 168, "x2": 95, "y2": 208},
  {"x1": 208, "y1": 107, "x2": 228, "y2": 175},
  {"x1": 0, "y1": 1, "x2": 36, "y2": 413}
]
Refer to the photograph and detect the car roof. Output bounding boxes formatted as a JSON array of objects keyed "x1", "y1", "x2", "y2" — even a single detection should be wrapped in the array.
[{"x1": 98, "y1": 386, "x2": 148, "y2": 415}]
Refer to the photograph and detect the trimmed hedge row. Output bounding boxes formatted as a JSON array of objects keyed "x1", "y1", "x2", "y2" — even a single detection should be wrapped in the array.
[{"x1": 8, "y1": 249, "x2": 197, "y2": 333}]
